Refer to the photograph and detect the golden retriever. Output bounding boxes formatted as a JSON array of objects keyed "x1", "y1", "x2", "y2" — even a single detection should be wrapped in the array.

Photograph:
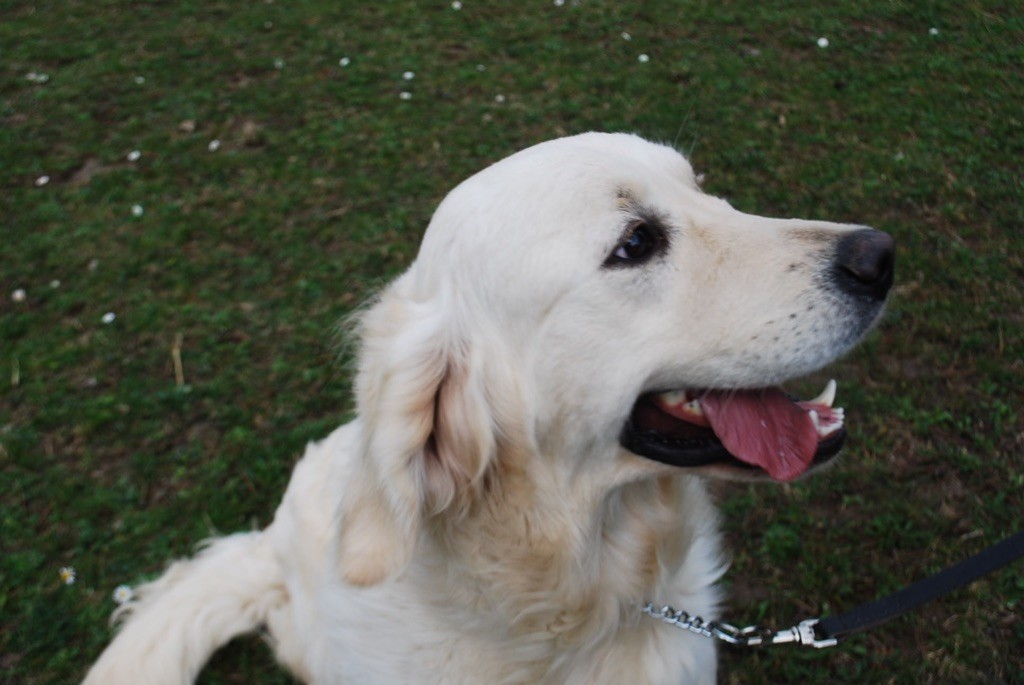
[{"x1": 84, "y1": 132, "x2": 894, "y2": 684}]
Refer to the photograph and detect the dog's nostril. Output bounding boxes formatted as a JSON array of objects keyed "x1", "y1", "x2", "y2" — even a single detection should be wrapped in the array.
[{"x1": 833, "y1": 228, "x2": 895, "y2": 300}]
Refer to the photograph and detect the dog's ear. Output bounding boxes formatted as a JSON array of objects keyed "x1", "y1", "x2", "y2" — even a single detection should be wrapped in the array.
[{"x1": 336, "y1": 275, "x2": 501, "y2": 585}]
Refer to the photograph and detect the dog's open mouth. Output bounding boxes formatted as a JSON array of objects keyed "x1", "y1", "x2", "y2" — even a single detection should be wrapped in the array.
[{"x1": 620, "y1": 381, "x2": 846, "y2": 481}]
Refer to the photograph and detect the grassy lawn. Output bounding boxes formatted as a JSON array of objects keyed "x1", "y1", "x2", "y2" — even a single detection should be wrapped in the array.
[{"x1": 2, "y1": 1, "x2": 1021, "y2": 682}]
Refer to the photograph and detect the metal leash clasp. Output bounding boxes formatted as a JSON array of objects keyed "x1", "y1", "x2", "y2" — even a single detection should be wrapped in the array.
[
  {"x1": 642, "y1": 603, "x2": 839, "y2": 649},
  {"x1": 764, "y1": 619, "x2": 839, "y2": 649}
]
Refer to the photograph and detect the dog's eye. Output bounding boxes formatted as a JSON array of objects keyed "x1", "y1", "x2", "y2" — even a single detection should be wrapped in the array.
[{"x1": 607, "y1": 221, "x2": 661, "y2": 266}]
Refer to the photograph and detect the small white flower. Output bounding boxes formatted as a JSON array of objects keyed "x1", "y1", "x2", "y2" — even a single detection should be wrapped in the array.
[
  {"x1": 638, "y1": 53, "x2": 650, "y2": 63},
  {"x1": 621, "y1": 32, "x2": 632, "y2": 41},
  {"x1": 339, "y1": 56, "x2": 351, "y2": 67},
  {"x1": 134, "y1": 76, "x2": 146, "y2": 85},
  {"x1": 494, "y1": 94, "x2": 506, "y2": 103},
  {"x1": 451, "y1": 0, "x2": 462, "y2": 9},
  {"x1": 102, "y1": 312, "x2": 116, "y2": 325},
  {"x1": 12, "y1": 288, "x2": 26, "y2": 303},
  {"x1": 929, "y1": 27, "x2": 939, "y2": 36},
  {"x1": 131, "y1": 204, "x2": 144, "y2": 217},
  {"x1": 88, "y1": 259, "x2": 100, "y2": 272},
  {"x1": 35, "y1": 175, "x2": 50, "y2": 187},
  {"x1": 26, "y1": 72, "x2": 50, "y2": 84},
  {"x1": 817, "y1": 37, "x2": 830, "y2": 48},
  {"x1": 554, "y1": 0, "x2": 564, "y2": 6},
  {"x1": 894, "y1": 151, "x2": 905, "y2": 161},
  {"x1": 50, "y1": 279, "x2": 61, "y2": 289},
  {"x1": 476, "y1": 64, "x2": 486, "y2": 72},
  {"x1": 264, "y1": 21, "x2": 273, "y2": 29},
  {"x1": 59, "y1": 567, "x2": 76, "y2": 585},
  {"x1": 127, "y1": 150, "x2": 141, "y2": 162},
  {"x1": 112, "y1": 584, "x2": 134, "y2": 605},
  {"x1": 274, "y1": 58, "x2": 285, "y2": 69},
  {"x1": 399, "y1": 91, "x2": 412, "y2": 100},
  {"x1": 208, "y1": 139, "x2": 221, "y2": 152},
  {"x1": 402, "y1": 71, "x2": 415, "y2": 80}
]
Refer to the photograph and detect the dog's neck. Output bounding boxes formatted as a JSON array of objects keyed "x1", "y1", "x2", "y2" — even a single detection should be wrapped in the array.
[{"x1": 418, "y1": 465, "x2": 712, "y2": 648}]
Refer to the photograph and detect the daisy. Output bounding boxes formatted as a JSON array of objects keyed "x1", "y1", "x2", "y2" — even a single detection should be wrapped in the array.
[
  {"x1": 59, "y1": 567, "x2": 76, "y2": 585},
  {"x1": 113, "y1": 584, "x2": 134, "y2": 605}
]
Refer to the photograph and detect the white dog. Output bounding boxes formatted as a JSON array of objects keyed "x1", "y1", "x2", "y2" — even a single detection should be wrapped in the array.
[{"x1": 84, "y1": 132, "x2": 894, "y2": 684}]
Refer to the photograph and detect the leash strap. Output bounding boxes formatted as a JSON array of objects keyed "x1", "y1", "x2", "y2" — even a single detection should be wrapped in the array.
[
  {"x1": 814, "y1": 529, "x2": 1024, "y2": 642},
  {"x1": 645, "y1": 530, "x2": 1024, "y2": 648}
]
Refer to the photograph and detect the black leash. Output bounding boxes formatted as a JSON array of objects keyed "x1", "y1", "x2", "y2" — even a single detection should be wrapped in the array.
[
  {"x1": 813, "y1": 529, "x2": 1024, "y2": 644},
  {"x1": 645, "y1": 529, "x2": 1024, "y2": 648}
]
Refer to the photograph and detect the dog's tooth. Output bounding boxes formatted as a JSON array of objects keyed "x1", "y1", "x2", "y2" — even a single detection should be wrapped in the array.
[
  {"x1": 809, "y1": 410, "x2": 830, "y2": 437},
  {"x1": 808, "y1": 379, "x2": 837, "y2": 407},
  {"x1": 809, "y1": 408, "x2": 849, "y2": 437},
  {"x1": 658, "y1": 390, "x2": 688, "y2": 406},
  {"x1": 684, "y1": 399, "x2": 704, "y2": 416}
]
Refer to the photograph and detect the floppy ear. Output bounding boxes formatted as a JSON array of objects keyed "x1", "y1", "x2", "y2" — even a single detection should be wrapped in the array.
[{"x1": 336, "y1": 275, "x2": 500, "y2": 585}]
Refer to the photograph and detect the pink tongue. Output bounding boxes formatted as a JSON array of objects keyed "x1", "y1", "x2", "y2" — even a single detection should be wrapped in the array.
[{"x1": 699, "y1": 388, "x2": 818, "y2": 482}]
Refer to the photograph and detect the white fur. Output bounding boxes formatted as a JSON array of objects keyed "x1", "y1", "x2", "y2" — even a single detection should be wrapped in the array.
[{"x1": 84, "y1": 133, "x2": 882, "y2": 684}]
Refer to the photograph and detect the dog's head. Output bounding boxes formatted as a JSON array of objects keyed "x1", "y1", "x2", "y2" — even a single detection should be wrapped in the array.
[{"x1": 336, "y1": 133, "x2": 894, "y2": 584}]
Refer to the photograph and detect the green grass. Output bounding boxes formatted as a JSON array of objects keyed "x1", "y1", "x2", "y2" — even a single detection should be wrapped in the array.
[{"x1": 2, "y1": 1, "x2": 1022, "y2": 683}]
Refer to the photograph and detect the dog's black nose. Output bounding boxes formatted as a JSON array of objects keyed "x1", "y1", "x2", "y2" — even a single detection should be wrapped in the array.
[{"x1": 833, "y1": 228, "x2": 895, "y2": 300}]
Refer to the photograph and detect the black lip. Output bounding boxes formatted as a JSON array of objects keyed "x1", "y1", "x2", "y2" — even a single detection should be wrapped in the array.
[{"x1": 619, "y1": 420, "x2": 847, "y2": 473}]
